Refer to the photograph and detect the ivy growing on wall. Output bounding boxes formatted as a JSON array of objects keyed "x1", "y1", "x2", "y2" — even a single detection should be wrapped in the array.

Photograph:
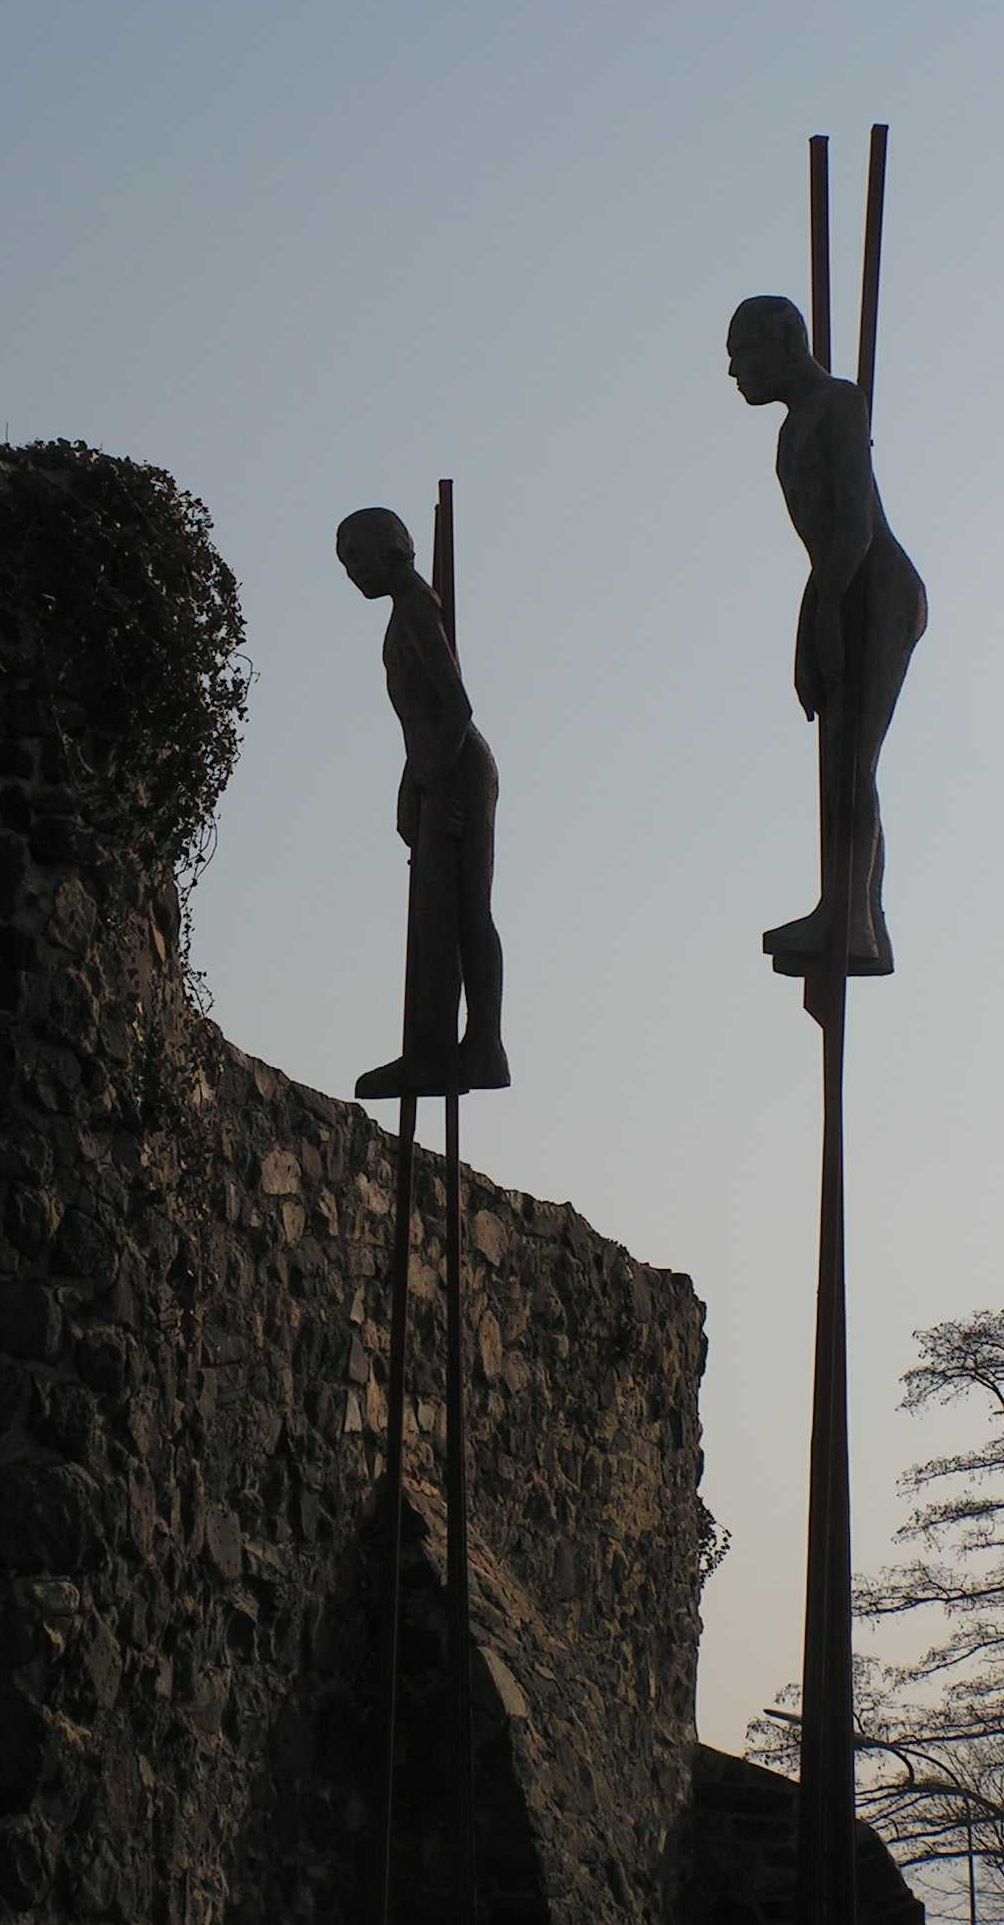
[{"x1": 0, "y1": 439, "x2": 251, "y2": 877}]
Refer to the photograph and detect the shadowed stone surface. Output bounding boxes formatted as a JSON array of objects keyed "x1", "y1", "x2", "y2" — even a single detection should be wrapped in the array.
[
  {"x1": 0, "y1": 586, "x2": 703, "y2": 1921},
  {"x1": 676, "y1": 1747, "x2": 924, "y2": 1924},
  {"x1": 0, "y1": 452, "x2": 922, "y2": 1925}
]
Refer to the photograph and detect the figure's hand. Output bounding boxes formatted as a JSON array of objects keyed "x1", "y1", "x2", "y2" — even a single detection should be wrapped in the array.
[
  {"x1": 795, "y1": 639, "x2": 823, "y2": 722},
  {"x1": 396, "y1": 769, "x2": 419, "y2": 847},
  {"x1": 815, "y1": 603, "x2": 845, "y2": 698}
]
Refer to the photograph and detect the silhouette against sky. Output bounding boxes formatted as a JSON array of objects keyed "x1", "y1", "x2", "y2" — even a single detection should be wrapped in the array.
[{"x1": 4, "y1": 0, "x2": 1003, "y2": 1754}]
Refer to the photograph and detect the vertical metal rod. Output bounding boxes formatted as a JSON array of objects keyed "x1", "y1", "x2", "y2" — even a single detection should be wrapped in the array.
[
  {"x1": 857, "y1": 126, "x2": 889, "y2": 418},
  {"x1": 376, "y1": 481, "x2": 456, "y2": 1921},
  {"x1": 797, "y1": 127, "x2": 860, "y2": 1925},
  {"x1": 809, "y1": 136, "x2": 832, "y2": 373},
  {"x1": 375, "y1": 478, "x2": 475, "y2": 1919},
  {"x1": 435, "y1": 478, "x2": 478, "y2": 1919},
  {"x1": 807, "y1": 134, "x2": 833, "y2": 1019},
  {"x1": 799, "y1": 950, "x2": 856, "y2": 1925},
  {"x1": 377, "y1": 1090, "x2": 417, "y2": 1925},
  {"x1": 437, "y1": 481, "x2": 457, "y2": 665},
  {"x1": 377, "y1": 787, "x2": 425, "y2": 1924},
  {"x1": 445, "y1": 1092, "x2": 477, "y2": 1919}
]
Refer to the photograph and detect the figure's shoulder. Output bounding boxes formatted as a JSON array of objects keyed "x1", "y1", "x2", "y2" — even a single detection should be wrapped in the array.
[
  {"x1": 396, "y1": 573, "x2": 444, "y2": 630},
  {"x1": 816, "y1": 375, "x2": 870, "y2": 427},
  {"x1": 391, "y1": 574, "x2": 455, "y2": 668},
  {"x1": 827, "y1": 374, "x2": 868, "y2": 406},
  {"x1": 794, "y1": 375, "x2": 870, "y2": 460}
]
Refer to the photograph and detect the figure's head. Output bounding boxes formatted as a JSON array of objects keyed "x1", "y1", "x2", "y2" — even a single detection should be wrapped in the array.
[
  {"x1": 727, "y1": 296, "x2": 811, "y2": 405},
  {"x1": 335, "y1": 507, "x2": 415, "y2": 598}
]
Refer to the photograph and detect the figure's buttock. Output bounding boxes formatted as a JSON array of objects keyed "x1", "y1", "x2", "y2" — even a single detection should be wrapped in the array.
[
  {"x1": 456, "y1": 725, "x2": 498, "y2": 805},
  {"x1": 861, "y1": 529, "x2": 927, "y2": 637}
]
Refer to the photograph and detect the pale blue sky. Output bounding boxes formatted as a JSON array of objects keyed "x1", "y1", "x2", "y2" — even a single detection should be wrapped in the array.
[{"x1": 4, "y1": 0, "x2": 1003, "y2": 1762}]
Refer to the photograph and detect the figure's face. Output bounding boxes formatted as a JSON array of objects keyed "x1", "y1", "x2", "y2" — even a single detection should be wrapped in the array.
[
  {"x1": 337, "y1": 528, "x2": 392, "y2": 599},
  {"x1": 727, "y1": 321, "x2": 784, "y2": 406}
]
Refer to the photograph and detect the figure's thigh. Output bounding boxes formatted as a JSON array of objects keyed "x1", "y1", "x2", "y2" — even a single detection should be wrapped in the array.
[
  {"x1": 857, "y1": 589, "x2": 917, "y2": 773},
  {"x1": 457, "y1": 734, "x2": 498, "y2": 913}
]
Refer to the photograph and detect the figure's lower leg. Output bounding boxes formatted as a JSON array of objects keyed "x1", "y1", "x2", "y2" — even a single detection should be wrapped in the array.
[
  {"x1": 458, "y1": 912, "x2": 509, "y2": 1088},
  {"x1": 845, "y1": 631, "x2": 913, "y2": 976},
  {"x1": 869, "y1": 826, "x2": 891, "y2": 965},
  {"x1": 764, "y1": 711, "x2": 842, "y2": 964},
  {"x1": 849, "y1": 772, "x2": 880, "y2": 951},
  {"x1": 763, "y1": 709, "x2": 882, "y2": 969},
  {"x1": 355, "y1": 837, "x2": 464, "y2": 1099},
  {"x1": 847, "y1": 794, "x2": 892, "y2": 976}
]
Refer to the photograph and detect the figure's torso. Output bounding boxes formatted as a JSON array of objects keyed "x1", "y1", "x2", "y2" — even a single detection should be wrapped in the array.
[
  {"x1": 775, "y1": 379, "x2": 884, "y2": 556},
  {"x1": 776, "y1": 377, "x2": 925, "y2": 635},
  {"x1": 383, "y1": 580, "x2": 482, "y2": 784},
  {"x1": 383, "y1": 586, "x2": 441, "y2": 741}
]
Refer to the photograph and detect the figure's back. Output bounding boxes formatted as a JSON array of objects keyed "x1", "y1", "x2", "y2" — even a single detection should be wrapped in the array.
[
  {"x1": 777, "y1": 376, "x2": 926, "y2": 651},
  {"x1": 775, "y1": 376, "x2": 869, "y2": 557}
]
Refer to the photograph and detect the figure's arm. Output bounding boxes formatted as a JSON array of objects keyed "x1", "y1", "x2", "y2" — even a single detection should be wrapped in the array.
[{"x1": 401, "y1": 587, "x2": 472, "y2": 784}]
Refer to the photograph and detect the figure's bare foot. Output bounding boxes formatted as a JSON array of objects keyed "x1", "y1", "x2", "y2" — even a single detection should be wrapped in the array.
[
  {"x1": 354, "y1": 1054, "x2": 468, "y2": 1100},
  {"x1": 763, "y1": 904, "x2": 832, "y2": 961},
  {"x1": 764, "y1": 902, "x2": 882, "y2": 975},
  {"x1": 457, "y1": 1036, "x2": 511, "y2": 1090}
]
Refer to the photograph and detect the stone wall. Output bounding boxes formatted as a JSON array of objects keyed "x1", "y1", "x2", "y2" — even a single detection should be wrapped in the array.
[{"x1": 0, "y1": 568, "x2": 706, "y2": 1922}]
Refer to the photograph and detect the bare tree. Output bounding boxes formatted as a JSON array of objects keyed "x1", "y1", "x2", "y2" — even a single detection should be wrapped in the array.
[{"x1": 749, "y1": 1312, "x2": 1004, "y2": 1923}]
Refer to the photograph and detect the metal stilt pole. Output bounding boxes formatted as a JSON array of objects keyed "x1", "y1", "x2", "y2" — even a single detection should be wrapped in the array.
[
  {"x1": 797, "y1": 765, "x2": 858, "y2": 1925},
  {"x1": 436, "y1": 481, "x2": 478, "y2": 1921},
  {"x1": 445, "y1": 1090, "x2": 477, "y2": 1920},
  {"x1": 373, "y1": 480, "x2": 479, "y2": 1922},
  {"x1": 797, "y1": 124, "x2": 888, "y2": 1925},
  {"x1": 377, "y1": 801, "x2": 423, "y2": 1925},
  {"x1": 377, "y1": 1089, "x2": 417, "y2": 1925}
]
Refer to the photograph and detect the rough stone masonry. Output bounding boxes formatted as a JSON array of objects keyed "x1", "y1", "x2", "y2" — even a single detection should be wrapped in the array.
[{"x1": 0, "y1": 448, "x2": 706, "y2": 1923}]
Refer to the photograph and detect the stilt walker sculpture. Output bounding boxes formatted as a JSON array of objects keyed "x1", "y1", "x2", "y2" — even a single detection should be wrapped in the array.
[
  {"x1": 728, "y1": 128, "x2": 927, "y2": 1923},
  {"x1": 336, "y1": 482, "x2": 508, "y2": 1925}
]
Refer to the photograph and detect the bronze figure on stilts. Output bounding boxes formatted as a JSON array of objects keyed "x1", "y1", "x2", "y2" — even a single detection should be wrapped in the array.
[
  {"x1": 336, "y1": 505, "x2": 509, "y2": 1099},
  {"x1": 337, "y1": 485, "x2": 503, "y2": 1925},
  {"x1": 729, "y1": 127, "x2": 927, "y2": 1924}
]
